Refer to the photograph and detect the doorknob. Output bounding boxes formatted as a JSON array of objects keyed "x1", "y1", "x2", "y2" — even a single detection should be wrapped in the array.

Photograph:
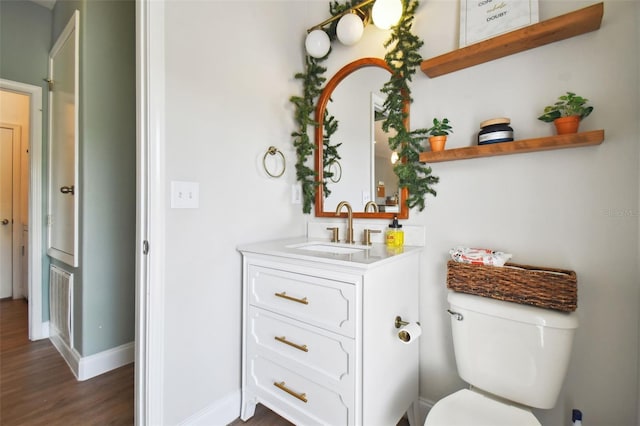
[
  {"x1": 1, "y1": 219, "x2": 8, "y2": 225},
  {"x1": 60, "y1": 185, "x2": 75, "y2": 195}
]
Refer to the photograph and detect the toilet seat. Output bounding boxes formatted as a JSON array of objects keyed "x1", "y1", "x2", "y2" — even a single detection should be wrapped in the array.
[{"x1": 424, "y1": 389, "x2": 541, "y2": 426}]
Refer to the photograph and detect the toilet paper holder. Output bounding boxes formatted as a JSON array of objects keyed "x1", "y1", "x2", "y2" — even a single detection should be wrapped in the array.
[
  {"x1": 395, "y1": 315, "x2": 421, "y2": 343},
  {"x1": 395, "y1": 316, "x2": 409, "y2": 329},
  {"x1": 395, "y1": 315, "x2": 420, "y2": 328}
]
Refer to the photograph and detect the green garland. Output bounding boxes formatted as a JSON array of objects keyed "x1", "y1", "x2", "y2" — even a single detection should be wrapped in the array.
[
  {"x1": 291, "y1": 0, "x2": 438, "y2": 213},
  {"x1": 290, "y1": 55, "x2": 328, "y2": 213},
  {"x1": 382, "y1": 0, "x2": 439, "y2": 211}
]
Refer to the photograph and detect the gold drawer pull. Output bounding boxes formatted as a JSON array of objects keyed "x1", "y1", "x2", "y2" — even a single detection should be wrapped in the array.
[
  {"x1": 273, "y1": 381, "x2": 308, "y2": 403},
  {"x1": 274, "y1": 291, "x2": 308, "y2": 305},
  {"x1": 275, "y1": 336, "x2": 309, "y2": 352}
]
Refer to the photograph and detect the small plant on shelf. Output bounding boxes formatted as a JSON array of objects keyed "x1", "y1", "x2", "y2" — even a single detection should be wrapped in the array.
[
  {"x1": 538, "y1": 92, "x2": 593, "y2": 135},
  {"x1": 426, "y1": 118, "x2": 452, "y2": 151},
  {"x1": 427, "y1": 117, "x2": 453, "y2": 136}
]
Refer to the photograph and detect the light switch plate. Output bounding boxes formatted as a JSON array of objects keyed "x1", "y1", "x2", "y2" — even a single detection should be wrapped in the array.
[
  {"x1": 171, "y1": 181, "x2": 199, "y2": 208},
  {"x1": 291, "y1": 183, "x2": 302, "y2": 204}
]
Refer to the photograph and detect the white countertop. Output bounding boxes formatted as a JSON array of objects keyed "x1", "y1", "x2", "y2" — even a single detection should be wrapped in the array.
[{"x1": 237, "y1": 237, "x2": 423, "y2": 268}]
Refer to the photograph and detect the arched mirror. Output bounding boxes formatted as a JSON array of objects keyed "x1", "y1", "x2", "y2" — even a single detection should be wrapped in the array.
[{"x1": 314, "y1": 57, "x2": 409, "y2": 219}]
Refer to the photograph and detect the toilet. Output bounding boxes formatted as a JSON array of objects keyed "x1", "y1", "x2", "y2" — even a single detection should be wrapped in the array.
[{"x1": 425, "y1": 291, "x2": 578, "y2": 426}]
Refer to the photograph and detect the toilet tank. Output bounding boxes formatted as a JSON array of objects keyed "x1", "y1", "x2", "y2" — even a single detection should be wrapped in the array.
[{"x1": 447, "y1": 291, "x2": 578, "y2": 409}]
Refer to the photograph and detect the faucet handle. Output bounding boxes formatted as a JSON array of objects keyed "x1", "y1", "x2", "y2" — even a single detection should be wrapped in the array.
[
  {"x1": 362, "y1": 229, "x2": 382, "y2": 245},
  {"x1": 326, "y1": 227, "x2": 339, "y2": 243}
]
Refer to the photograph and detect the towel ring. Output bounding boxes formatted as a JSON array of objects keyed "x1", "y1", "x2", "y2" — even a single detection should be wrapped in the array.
[
  {"x1": 263, "y1": 146, "x2": 286, "y2": 178},
  {"x1": 326, "y1": 159, "x2": 342, "y2": 183}
]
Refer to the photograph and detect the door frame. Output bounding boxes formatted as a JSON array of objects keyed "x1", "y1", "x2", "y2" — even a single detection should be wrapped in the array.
[
  {"x1": 135, "y1": 0, "x2": 166, "y2": 423},
  {"x1": 0, "y1": 79, "x2": 45, "y2": 341},
  {"x1": 47, "y1": 10, "x2": 80, "y2": 268}
]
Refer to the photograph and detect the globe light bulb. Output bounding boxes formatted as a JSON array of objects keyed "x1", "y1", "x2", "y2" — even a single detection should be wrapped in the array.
[
  {"x1": 390, "y1": 151, "x2": 399, "y2": 164},
  {"x1": 305, "y1": 30, "x2": 330, "y2": 58},
  {"x1": 372, "y1": 0, "x2": 403, "y2": 30},
  {"x1": 336, "y1": 13, "x2": 364, "y2": 46}
]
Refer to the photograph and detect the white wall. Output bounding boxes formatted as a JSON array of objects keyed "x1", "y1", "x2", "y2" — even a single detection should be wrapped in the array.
[
  {"x1": 157, "y1": 0, "x2": 639, "y2": 424},
  {"x1": 411, "y1": 1, "x2": 639, "y2": 425},
  {"x1": 161, "y1": 1, "x2": 312, "y2": 423}
]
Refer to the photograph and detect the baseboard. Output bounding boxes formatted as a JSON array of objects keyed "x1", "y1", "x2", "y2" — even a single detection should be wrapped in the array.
[
  {"x1": 78, "y1": 341, "x2": 135, "y2": 381},
  {"x1": 49, "y1": 334, "x2": 134, "y2": 381},
  {"x1": 178, "y1": 390, "x2": 240, "y2": 426},
  {"x1": 41, "y1": 320, "x2": 50, "y2": 339}
]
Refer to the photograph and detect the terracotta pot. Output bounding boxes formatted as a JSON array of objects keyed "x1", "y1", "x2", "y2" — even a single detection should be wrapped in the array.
[
  {"x1": 429, "y1": 135, "x2": 447, "y2": 151},
  {"x1": 553, "y1": 116, "x2": 580, "y2": 135}
]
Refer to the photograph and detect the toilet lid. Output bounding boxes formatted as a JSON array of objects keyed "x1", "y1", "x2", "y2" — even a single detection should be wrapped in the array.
[{"x1": 424, "y1": 389, "x2": 541, "y2": 426}]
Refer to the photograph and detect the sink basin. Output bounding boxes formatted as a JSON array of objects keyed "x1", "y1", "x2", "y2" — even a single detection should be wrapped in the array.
[{"x1": 287, "y1": 241, "x2": 370, "y2": 254}]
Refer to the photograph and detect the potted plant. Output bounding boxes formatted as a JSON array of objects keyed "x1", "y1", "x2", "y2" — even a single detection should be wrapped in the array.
[
  {"x1": 537, "y1": 92, "x2": 594, "y2": 135},
  {"x1": 427, "y1": 118, "x2": 453, "y2": 151}
]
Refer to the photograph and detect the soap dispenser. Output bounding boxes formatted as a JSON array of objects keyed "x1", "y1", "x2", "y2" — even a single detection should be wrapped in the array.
[{"x1": 385, "y1": 216, "x2": 404, "y2": 247}]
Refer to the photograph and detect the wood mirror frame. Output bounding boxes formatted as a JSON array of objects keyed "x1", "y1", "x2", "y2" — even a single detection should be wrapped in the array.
[{"x1": 314, "y1": 57, "x2": 409, "y2": 219}]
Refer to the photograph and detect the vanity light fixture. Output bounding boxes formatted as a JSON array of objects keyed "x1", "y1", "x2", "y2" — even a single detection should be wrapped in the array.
[{"x1": 304, "y1": 0, "x2": 403, "y2": 58}]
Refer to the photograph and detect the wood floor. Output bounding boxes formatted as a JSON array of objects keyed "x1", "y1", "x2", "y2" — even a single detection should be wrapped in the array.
[
  {"x1": 0, "y1": 298, "x2": 134, "y2": 425},
  {"x1": 228, "y1": 404, "x2": 295, "y2": 426}
]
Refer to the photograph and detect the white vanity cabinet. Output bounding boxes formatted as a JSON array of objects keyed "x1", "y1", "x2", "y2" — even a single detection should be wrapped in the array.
[{"x1": 239, "y1": 239, "x2": 421, "y2": 426}]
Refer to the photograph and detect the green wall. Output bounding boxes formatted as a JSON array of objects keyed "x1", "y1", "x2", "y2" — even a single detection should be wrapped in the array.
[
  {"x1": 0, "y1": 1, "x2": 52, "y2": 84},
  {"x1": 82, "y1": 0, "x2": 136, "y2": 356},
  {"x1": 52, "y1": 0, "x2": 136, "y2": 356},
  {"x1": 0, "y1": 0, "x2": 52, "y2": 321}
]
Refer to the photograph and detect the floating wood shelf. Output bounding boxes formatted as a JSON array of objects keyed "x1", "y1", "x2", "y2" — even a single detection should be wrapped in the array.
[
  {"x1": 420, "y1": 3, "x2": 604, "y2": 78},
  {"x1": 419, "y1": 130, "x2": 604, "y2": 163}
]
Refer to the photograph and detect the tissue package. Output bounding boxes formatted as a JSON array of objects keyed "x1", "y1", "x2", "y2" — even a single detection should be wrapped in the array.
[{"x1": 449, "y1": 246, "x2": 512, "y2": 267}]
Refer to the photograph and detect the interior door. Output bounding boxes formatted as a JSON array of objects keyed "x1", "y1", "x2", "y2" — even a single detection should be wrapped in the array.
[
  {"x1": 0, "y1": 126, "x2": 15, "y2": 297},
  {"x1": 47, "y1": 11, "x2": 79, "y2": 267}
]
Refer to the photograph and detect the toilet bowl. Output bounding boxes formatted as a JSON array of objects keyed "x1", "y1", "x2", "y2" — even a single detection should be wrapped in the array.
[{"x1": 424, "y1": 291, "x2": 578, "y2": 425}]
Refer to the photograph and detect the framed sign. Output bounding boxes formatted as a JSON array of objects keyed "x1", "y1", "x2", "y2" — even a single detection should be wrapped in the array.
[{"x1": 459, "y1": 0, "x2": 539, "y2": 47}]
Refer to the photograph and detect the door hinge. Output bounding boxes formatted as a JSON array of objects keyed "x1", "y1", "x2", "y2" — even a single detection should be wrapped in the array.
[
  {"x1": 143, "y1": 240, "x2": 149, "y2": 255},
  {"x1": 44, "y1": 78, "x2": 54, "y2": 91}
]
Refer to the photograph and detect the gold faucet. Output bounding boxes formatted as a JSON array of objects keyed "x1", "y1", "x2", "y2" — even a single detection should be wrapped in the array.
[
  {"x1": 335, "y1": 201, "x2": 354, "y2": 244},
  {"x1": 364, "y1": 201, "x2": 379, "y2": 213}
]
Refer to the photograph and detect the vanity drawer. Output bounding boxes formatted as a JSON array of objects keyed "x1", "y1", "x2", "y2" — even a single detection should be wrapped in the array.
[
  {"x1": 248, "y1": 355, "x2": 353, "y2": 426},
  {"x1": 247, "y1": 307, "x2": 354, "y2": 383},
  {"x1": 247, "y1": 265, "x2": 356, "y2": 337}
]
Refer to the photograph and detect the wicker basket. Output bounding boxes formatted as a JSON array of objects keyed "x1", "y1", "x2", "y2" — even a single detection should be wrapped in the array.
[{"x1": 446, "y1": 260, "x2": 577, "y2": 312}]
